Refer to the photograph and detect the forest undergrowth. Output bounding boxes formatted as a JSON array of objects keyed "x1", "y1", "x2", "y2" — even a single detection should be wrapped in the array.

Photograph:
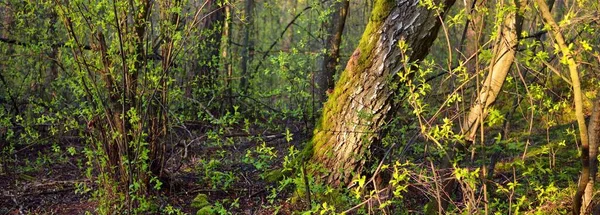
[{"x1": 0, "y1": 111, "x2": 587, "y2": 214}]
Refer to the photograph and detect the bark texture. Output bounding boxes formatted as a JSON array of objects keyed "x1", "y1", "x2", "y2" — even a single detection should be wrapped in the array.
[{"x1": 309, "y1": 0, "x2": 455, "y2": 186}]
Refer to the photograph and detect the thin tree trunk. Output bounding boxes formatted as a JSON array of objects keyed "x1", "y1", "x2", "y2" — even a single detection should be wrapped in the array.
[
  {"x1": 315, "y1": 0, "x2": 350, "y2": 104},
  {"x1": 281, "y1": 0, "x2": 295, "y2": 51},
  {"x1": 240, "y1": 0, "x2": 254, "y2": 93},
  {"x1": 43, "y1": 12, "x2": 59, "y2": 96},
  {"x1": 461, "y1": 0, "x2": 486, "y2": 75},
  {"x1": 198, "y1": 0, "x2": 224, "y2": 89},
  {"x1": 308, "y1": 0, "x2": 456, "y2": 186},
  {"x1": 0, "y1": 4, "x2": 19, "y2": 116},
  {"x1": 587, "y1": 97, "x2": 600, "y2": 215},
  {"x1": 533, "y1": 0, "x2": 590, "y2": 213},
  {"x1": 462, "y1": 0, "x2": 525, "y2": 141},
  {"x1": 430, "y1": 0, "x2": 526, "y2": 213},
  {"x1": 222, "y1": 2, "x2": 233, "y2": 109}
]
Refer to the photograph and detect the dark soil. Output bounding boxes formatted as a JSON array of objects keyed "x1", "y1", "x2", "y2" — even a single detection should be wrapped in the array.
[{"x1": 0, "y1": 124, "x2": 308, "y2": 214}]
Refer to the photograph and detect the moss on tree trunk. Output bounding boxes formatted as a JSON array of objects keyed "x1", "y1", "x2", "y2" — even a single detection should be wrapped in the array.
[{"x1": 307, "y1": 0, "x2": 456, "y2": 186}]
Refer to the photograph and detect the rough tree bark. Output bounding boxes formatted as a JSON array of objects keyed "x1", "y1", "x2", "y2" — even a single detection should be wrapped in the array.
[
  {"x1": 307, "y1": 0, "x2": 456, "y2": 186},
  {"x1": 315, "y1": 0, "x2": 350, "y2": 104}
]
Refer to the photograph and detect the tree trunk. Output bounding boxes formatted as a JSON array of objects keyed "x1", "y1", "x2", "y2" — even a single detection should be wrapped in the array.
[
  {"x1": 531, "y1": 0, "x2": 589, "y2": 214},
  {"x1": 531, "y1": 0, "x2": 591, "y2": 213},
  {"x1": 461, "y1": 0, "x2": 486, "y2": 75},
  {"x1": 308, "y1": 0, "x2": 456, "y2": 186},
  {"x1": 315, "y1": 0, "x2": 350, "y2": 105},
  {"x1": 43, "y1": 11, "x2": 59, "y2": 96},
  {"x1": 462, "y1": 0, "x2": 525, "y2": 141},
  {"x1": 240, "y1": 0, "x2": 254, "y2": 93},
  {"x1": 280, "y1": 0, "x2": 297, "y2": 51},
  {"x1": 586, "y1": 97, "x2": 600, "y2": 214},
  {"x1": 198, "y1": 0, "x2": 224, "y2": 89},
  {"x1": 430, "y1": 1, "x2": 525, "y2": 213},
  {"x1": 221, "y1": 2, "x2": 234, "y2": 110}
]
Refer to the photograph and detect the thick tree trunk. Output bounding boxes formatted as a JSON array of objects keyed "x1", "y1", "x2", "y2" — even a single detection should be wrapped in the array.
[
  {"x1": 308, "y1": 0, "x2": 455, "y2": 186},
  {"x1": 185, "y1": 0, "x2": 224, "y2": 97},
  {"x1": 315, "y1": 0, "x2": 350, "y2": 105}
]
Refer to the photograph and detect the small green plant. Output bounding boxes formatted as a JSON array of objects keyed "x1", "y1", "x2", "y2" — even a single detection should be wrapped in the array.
[
  {"x1": 197, "y1": 159, "x2": 237, "y2": 189},
  {"x1": 162, "y1": 204, "x2": 186, "y2": 215},
  {"x1": 242, "y1": 142, "x2": 277, "y2": 174}
]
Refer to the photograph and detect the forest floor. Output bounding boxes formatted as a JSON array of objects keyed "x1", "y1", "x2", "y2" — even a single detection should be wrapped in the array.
[
  {"x1": 0, "y1": 120, "x2": 585, "y2": 214},
  {"x1": 0, "y1": 122, "x2": 309, "y2": 214},
  {"x1": 0, "y1": 136, "x2": 95, "y2": 214}
]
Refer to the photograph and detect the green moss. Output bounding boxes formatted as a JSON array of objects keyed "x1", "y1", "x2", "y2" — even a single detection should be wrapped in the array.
[
  {"x1": 356, "y1": 0, "x2": 394, "y2": 70},
  {"x1": 306, "y1": 0, "x2": 394, "y2": 162},
  {"x1": 264, "y1": 169, "x2": 286, "y2": 182},
  {"x1": 192, "y1": 195, "x2": 214, "y2": 215},
  {"x1": 370, "y1": 0, "x2": 395, "y2": 22},
  {"x1": 191, "y1": 194, "x2": 210, "y2": 209},
  {"x1": 196, "y1": 206, "x2": 214, "y2": 215}
]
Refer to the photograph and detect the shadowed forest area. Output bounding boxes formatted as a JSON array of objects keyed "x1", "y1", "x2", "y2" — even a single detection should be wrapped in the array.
[{"x1": 0, "y1": 0, "x2": 600, "y2": 214}]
